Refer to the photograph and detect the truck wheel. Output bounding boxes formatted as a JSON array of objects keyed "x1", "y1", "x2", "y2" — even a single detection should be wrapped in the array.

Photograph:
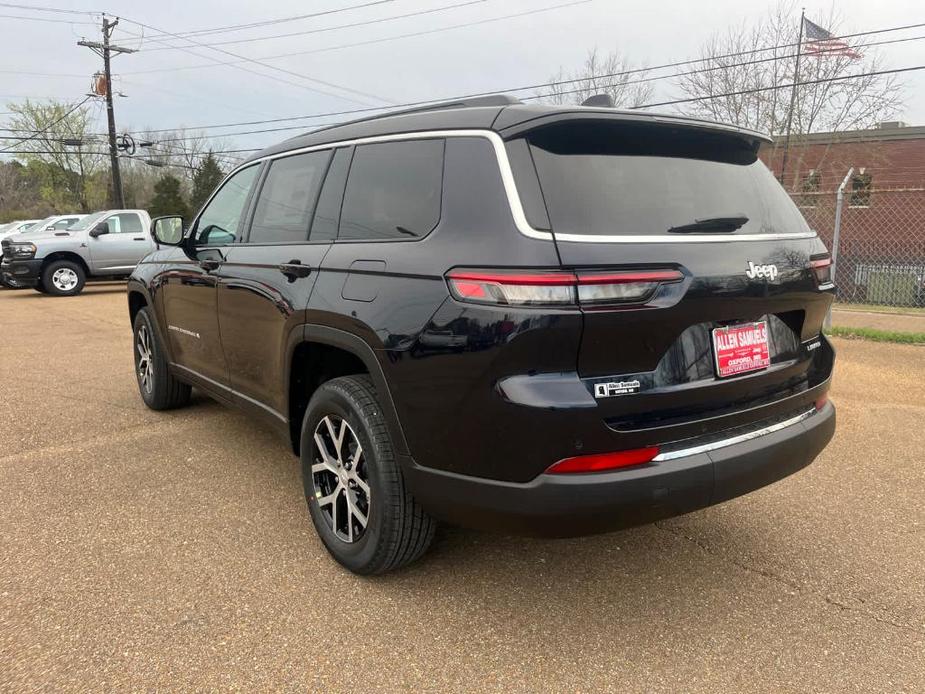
[
  {"x1": 41, "y1": 259, "x2": 85, "y2": 296},
  {"x1": 301, "y1": 375, "x2": 435, "y2": 575},
  {"x1": 132, "y1": 307, "x2": 191, "y2": 410}
]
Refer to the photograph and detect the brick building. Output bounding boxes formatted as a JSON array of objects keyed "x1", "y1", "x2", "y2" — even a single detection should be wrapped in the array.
[{"x1": 760, "y1": 123, "x2": 925, "y2": 306}]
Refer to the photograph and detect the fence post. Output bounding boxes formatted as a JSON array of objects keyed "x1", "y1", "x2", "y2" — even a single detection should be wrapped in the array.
[{"x1": 825, "y1": 167, "x2": 854, "y2": 329}]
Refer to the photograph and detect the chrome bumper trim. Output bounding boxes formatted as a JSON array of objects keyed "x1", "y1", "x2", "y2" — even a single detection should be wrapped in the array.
[{"x1": 651, "y1": 407, "x2": 818, "y2": 462}]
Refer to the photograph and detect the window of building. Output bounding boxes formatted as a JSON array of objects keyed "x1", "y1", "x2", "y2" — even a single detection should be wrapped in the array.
[
  {"x1": 249, "y1": 150, "x2": 331, "y2": 244},
  {"x1": 849, "y1": 171, "x2": 872, "y2": 207},
  {"x1": 339, "y1": 139, "x2": 444, "y2": 241}
]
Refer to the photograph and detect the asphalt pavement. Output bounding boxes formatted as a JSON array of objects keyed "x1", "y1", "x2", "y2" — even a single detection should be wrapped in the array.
[{"x1": 1, "y1": 283, "x2": 923, "y2": 692}]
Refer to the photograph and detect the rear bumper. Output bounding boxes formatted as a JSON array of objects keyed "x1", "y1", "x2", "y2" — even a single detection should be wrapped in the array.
[
  {"x1": 405, "y1": 400, "x2": 835, "y2": 537},
  {"x1": 1, "y1": 258, "x2": 42, "y2": 287}
]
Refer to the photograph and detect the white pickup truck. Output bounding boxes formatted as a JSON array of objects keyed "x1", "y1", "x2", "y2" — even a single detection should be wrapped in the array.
[{"x1": 1, "y1": 209, "x2": 154, "y2": 296}]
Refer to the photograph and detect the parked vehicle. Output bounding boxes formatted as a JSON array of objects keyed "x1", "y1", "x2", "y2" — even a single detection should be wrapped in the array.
[
  {"x1": 1, "y1": 210, "x2": 153, "y2": 296},
  {"x1": 127, "y1": 95, "x2": 836, "y2": 574},
  {"x1": 0, "y1": 214, "x2": 77, "y2": 289},
  {"x1": 0, "y1": 219, "x2": 40, "y2": 241}
]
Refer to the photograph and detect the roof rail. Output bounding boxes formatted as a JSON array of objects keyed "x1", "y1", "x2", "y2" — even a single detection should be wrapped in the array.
[{"x1": 295, "y1": 94, "x2": 521, "y2": 140}]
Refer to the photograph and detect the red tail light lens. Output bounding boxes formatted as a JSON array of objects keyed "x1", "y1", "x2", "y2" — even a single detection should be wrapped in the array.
[
  {"x1": 446, "y1": 269, "x2": 683, "y2": 307},
  {"x1": 810, "y1": 256, "x2": 832, "y2": 286},
  {"x1": 546, "y1": 446, "x2": 661, "y2": 474}
]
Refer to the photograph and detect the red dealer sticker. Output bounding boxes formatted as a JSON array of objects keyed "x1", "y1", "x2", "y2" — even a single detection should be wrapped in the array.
[{"x1": 712, "y1": 321, "x2": 771, "y2": 378}]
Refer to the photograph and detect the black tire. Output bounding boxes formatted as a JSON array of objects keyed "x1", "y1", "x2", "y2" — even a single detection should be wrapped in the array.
[
  {"x1": 34, "y1": 281, "x2": 49, "y2": 294},
  {"x1": 132, "y1": 307, "x2": 191, "y2": 410},
  {"x1": 41, "y1": 259, "x2": 85, "y2": 296},
  {"x1": 301, "y1": 375, "x2": 435, "y2": 575}
]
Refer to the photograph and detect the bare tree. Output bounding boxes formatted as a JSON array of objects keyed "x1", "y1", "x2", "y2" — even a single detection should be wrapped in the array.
[
  {"x1": 134, "y1": 128, "x2": 235, "y2": 185},
  {"x1": 537, "y1": 48, "x2": 654, "y2": 107},
  {"x1": 675, "y1": 1, "x2": 904, "y2": 136}
]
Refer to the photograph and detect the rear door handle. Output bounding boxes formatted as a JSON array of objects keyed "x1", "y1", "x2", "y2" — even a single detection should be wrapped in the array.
[
  {"x1": 199, "y1": 258, "x2": 221, "y2": 272},
  {"x1": 279, "y1": 259, "x2": 312, "y2": 281},
  {"x1": 133, "y1": 237, "x2": 146, "y2": 241}
]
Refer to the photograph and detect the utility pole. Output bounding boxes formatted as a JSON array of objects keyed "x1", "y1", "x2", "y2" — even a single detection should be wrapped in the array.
[
  {"x1": 78, "y1": 15, "x2": 135, "y2": 208},
  {"x1": 779, "y1": 7, "x2": 805, "y2": 188}
]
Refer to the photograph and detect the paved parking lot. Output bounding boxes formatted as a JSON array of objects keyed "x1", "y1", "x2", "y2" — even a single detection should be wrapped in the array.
[{"x1": 1, "y1": 284, "x2": 923, "y2": 692}]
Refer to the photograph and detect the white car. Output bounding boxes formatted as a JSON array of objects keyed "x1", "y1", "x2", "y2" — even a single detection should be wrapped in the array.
[{"x1": 0, "y1": 219, "x2": 41, "y2": 242}]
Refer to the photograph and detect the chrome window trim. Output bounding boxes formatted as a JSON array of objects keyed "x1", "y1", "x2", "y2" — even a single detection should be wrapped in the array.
[
  {"x1": 651, "y1": 407, "x2": 818, "y2": 462},
  {"x1": 215, "y1": 129, "x2": 817, "y2": 246}
]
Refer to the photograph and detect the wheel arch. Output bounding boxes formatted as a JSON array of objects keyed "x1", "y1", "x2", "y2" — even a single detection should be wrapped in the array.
[
  {"x1": 41, "y1": 251, "x2": 90, "y2": 277},
  {"x1": 288, "y1": 325, "x2": 409, "y2": 458}
]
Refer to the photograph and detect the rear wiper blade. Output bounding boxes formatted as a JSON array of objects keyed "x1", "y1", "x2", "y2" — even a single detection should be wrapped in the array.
[{"x1": 667, "y1": 215, "x2": 749, "y2": 234}]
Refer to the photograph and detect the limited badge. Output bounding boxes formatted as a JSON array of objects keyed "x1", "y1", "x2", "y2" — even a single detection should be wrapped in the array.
[{"x1": 594, "y1": 380, "x2": 641, "y2": 398}]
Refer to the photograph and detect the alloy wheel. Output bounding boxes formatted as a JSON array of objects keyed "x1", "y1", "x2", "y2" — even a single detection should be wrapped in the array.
[
  {"x1": 311, "y1": 415, "x2": 370, "y2": 543},
  {"x1": 51, "y1": 267, "x2": 78, "y2": 292},
  {"x1": 136, "y1": 324, "x2": 154, "y2": 394}
]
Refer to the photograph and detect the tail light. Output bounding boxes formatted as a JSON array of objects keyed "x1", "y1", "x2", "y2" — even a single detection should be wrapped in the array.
[
  {"x1": 446, "y1": 269, "x2": 684, "y2": 307},
  {"x1": 810, "y1": 255, "x2": 833, "y2": 286},
  {"x1": 546, "y1": 446, "x2": 660, "y2": 474}
]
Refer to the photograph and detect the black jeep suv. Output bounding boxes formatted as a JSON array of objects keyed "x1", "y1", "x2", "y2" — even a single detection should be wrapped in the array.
[{"x1": 127, "y1": 96, "x2": 836, "y2": 574}]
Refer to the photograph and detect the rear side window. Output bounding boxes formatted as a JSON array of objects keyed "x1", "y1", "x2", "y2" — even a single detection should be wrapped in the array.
[
  {"x1": 339, "y1": 139, "x2": 444, "y2": 241},
  {"x1": 106, "y1": 213, "x2": 143, "y2": 234},
  {"x1": 526, "y1": 122, "x2": 809, "y2": 237},
  {"x1": 249, "y1": 150, "x2": 331, "y2": 243},
  {"x1": 310, "y1": 147, "x2": 351, "y2": 242}
]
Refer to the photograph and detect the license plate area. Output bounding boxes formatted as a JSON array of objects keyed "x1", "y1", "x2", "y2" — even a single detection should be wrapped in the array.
[{"x1": 712, "y1": 321, "x2": 771, "y2": 378}]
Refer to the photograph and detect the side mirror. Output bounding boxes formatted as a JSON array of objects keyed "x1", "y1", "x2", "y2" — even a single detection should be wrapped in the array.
[
  {"x1": 151, "y1": 215, "x2": 185, "y2": 246},
  {"x1": 89, "y1": 222, "x2": 110, "y2": 238}
]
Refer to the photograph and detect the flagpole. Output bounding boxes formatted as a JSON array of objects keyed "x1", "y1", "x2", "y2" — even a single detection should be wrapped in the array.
[{"x1": 779, "y1": 7, "x2": 805, "y2": 186}]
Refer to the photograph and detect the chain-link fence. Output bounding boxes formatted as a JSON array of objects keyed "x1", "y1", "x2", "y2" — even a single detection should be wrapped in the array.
[{"x1": 794, "y1": 185, "x2": 925, "y2": 307}]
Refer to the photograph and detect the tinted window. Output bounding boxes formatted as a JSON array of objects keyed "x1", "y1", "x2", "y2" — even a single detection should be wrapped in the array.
[
  {"x1": 249, "y1": 151, "x2": 330, "y2": 243},
  {"x1": 195, "y1": 165, "x2": 259, "y2": 246},
  {"x1": 526, "y1": 122, "x2": 809, "y2": 237},
  {"x1": 310, "y1": 147, "x2": 351, "y2": 242},
  {"x1": 339, "y1": 139, "x2": 444, "y2": 241}
]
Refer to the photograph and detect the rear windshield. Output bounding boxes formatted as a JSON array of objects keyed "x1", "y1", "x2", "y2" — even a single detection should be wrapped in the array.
[{"x1": 525, "y1": 122, "x2": 809, "y2": 237}]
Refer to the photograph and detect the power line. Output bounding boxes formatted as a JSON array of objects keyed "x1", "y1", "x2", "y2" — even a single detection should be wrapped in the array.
[
  {"x1": 125, "y1": 0, "x2": 402, "y2": 44},
  {"x1": 0, "y1": 96, "x2": 92, "y2": 152},
  {"x1": 0, "y1": 2, "x2": 97, "y2": 15},
  {"x1": 633, "y1": 64, "x2": 925, "y2": 110},
  {"x1": 140, "y1": 0, "x2": 490, "y2": 52},
  {"x1": 114, "y1": 22, "x2": 925, "y2": 138},
  {"x1": 0, "y1": 12, "x2": 94, "y2": 24},
  {"x1": 116, "y1": 15, "x2": 393, "y2": 107},
  {"x1": 6, "y1": 28, "x2": 923, "y2": 144},
  {"x1": 126, "y1": 0, "x2": 592, "y2": 75}
]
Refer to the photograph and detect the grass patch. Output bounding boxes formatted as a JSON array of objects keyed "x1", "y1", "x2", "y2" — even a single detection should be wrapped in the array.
[
  {"x1": 834, "y1": 303, "x2": 925, "y2": 316},
  {"x1": 826, "y1": 326, "x2": 925, "y2": 345}
]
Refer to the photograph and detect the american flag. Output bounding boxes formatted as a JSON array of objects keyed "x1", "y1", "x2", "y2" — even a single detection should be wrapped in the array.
[{"x1": 803, "y1": 18, "x2": 862, "y2": 58}]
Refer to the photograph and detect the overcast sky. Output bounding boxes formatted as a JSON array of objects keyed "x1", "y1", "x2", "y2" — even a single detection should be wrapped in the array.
[{"x1": 1, "y1": 0, "x2": 922, "y2": 157}]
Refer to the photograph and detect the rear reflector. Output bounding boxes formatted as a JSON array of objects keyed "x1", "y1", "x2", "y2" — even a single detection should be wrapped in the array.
[
  {"x1": 446, "y1": 269, "x2": 683, "y2": 307},
  {"x1": 546, "y1": 446, "x2": 660, "y2": 474},
  {"x1": 815, "y1": 394, "x2": 829, "y2": 411}
]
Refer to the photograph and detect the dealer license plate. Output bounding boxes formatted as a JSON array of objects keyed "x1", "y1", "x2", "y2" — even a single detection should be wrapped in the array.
[{"x1": 712, "y1": 321, "x2": 771, "y2": 378}]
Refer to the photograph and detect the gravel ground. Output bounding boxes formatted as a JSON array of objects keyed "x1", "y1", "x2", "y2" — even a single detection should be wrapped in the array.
[{"x1": 1, "y1": 284, "x2": 923, "y2": 692}]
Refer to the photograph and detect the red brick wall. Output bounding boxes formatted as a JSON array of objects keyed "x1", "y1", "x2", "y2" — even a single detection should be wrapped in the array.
[{"x1": 759, "y1": 135, "x2": 925, "y2": 304}]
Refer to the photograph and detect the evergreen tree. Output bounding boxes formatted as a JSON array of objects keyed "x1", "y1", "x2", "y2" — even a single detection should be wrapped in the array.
[
  {"x1": 190, "y1": 152, "x2": 224, "y2": 214},
  {"x1": 148, "y1": 174, "x2": 190, "y2": 220}
]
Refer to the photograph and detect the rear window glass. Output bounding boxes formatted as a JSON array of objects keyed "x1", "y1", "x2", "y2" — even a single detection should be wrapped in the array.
[
  {"x1": 526, "y1": 122, "x2": 809, "y2": 237},
  {"x1": 339, "y1": 139, "x2": 444, "y2": 241}
]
